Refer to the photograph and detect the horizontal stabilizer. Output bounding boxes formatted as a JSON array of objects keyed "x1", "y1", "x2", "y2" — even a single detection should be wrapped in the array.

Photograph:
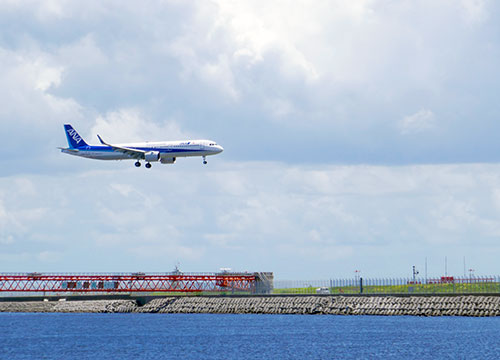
[{"x1": 58, "y1": 147, "x2": 80, "y2": 154}]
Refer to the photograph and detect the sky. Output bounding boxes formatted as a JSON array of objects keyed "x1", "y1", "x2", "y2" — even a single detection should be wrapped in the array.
[{"x1": 0, "y1": 0, "x2": 499, "y2": 279}]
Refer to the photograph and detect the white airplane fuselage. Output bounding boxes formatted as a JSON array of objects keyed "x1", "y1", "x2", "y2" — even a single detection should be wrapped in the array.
[
  {"x1": 60, "y1": 125, "x2": 223, "y2": 167},
  {"x1": 62, "y1": 140, "x2": 223, "y2": 161}
]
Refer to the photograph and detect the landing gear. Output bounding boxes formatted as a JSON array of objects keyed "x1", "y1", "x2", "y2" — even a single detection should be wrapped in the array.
[
  {"x1": 135, "y1": 161, "x2": 152, "y2": 168},
  {"x1": 203, "y1": 156, "x2": 207, "y2": 165}
]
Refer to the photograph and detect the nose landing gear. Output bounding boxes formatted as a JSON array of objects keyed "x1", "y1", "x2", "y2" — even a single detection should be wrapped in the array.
[{"x1": 203, "y1": 156, "x2": 207, "y2": 165}]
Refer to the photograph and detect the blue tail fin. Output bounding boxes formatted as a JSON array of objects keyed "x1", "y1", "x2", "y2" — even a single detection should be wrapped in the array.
[{"x1": 64, "y1": 124, "x2": 89, "y2": 148}]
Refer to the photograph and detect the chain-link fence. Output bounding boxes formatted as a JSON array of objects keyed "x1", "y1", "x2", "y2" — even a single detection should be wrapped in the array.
[{"x1": 273, "y1": 276, "x2": 500, "y2": 295}]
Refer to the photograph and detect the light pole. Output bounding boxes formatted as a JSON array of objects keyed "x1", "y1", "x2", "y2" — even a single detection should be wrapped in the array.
[
  {"x1": 469, "y1": 268, "x2": 475, "y2": 283},
  {"x1": 412, "y1": 266, "x2": 419, "y2": 284}
]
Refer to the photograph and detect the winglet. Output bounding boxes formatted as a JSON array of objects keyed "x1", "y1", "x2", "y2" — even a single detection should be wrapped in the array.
[{"x1": 97, "y1": 134, "x2": 106, "y2": 145}]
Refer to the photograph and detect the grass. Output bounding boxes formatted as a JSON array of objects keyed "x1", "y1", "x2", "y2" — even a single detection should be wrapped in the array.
[
  {"x1": 273, "y1": 282, "x2": 500, "y2": 295},
  {"x1": 126, "y1": 282, "x2": 499, "y2": 296}
]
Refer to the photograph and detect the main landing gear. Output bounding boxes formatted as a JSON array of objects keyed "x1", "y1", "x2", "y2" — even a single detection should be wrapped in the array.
[
  {"x1": 203, "y1": 156, "x2": 207, "y2": 165},
  {"x1": 135, "y1": 161, "x2": 152, "y2": 169}
]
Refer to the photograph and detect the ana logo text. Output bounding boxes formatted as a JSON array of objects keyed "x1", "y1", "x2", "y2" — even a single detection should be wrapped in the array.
[{"x1": 67, "y1": 129, "x2": 82, "y2": 144}]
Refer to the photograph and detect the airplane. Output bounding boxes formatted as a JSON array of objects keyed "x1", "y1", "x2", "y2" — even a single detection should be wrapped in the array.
[{"x1": 60, "y1": 124, "x2": 223, "y2": 168}]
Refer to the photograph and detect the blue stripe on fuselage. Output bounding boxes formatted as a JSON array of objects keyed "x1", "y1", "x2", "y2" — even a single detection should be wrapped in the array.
[{"x1": 76, "y1": 146, "x2": 205, "y2": 152}]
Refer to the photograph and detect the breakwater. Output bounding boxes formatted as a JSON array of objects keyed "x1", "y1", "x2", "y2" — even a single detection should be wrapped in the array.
[{"x1": 1, "y1": 295, "x2": 499, "y2": 316}]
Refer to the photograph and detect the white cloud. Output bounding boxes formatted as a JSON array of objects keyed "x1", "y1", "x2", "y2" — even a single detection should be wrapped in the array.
[
  {"x1": 57, "y1": 34, "x2": 109, "y2": 69},
  {"x1": 34, "y1": 64, "x2": 63, "y2": 91},
  {"x1": 399, "y1": 109, "x2": 436, "y2": 135},
  {"x1": 460, "y1": 0, "x2": 490, "y2": 25},
  {"x1": 0, "y1": 48, "x2": 70, "y2": 122},
  {"x1": 128, "y1": 244, "x2": 204, "y2": 262},
  {"x1": 431, "y1": 196, "x2": 476, "y2": 232},
  {"x1": 204, "y1": 233, "x2": 243, "y2": 250},
  {"x1": 266, "y1": 98, "x2": 296, "y2": 119},
  {"x1": 199, "y1": 55, "x2": 239, "y2": 100},
  {"x1": 37, "y1": 250, "x2": 62, "y2": 263},
  {"x1": 2, "y1": 162, "x2": 499, "y2": 277},
  {"x1": 89, "y1": 108, "x2": 189, "y2": 143},
  {"x1": 2, "y1": 0, "x2": 498, "y2": 165},
  {"x1": 109, "y1": 183, "x2": 135, "y2": 197},
  {"x1": 168, "y1": 0, "x2": 326, "y2": 100},
  {"x1": 0, "y1": 195, "x2": 50, "y2": 241},
  {"x1": 0, "y1": 1, "x2": 499, "y2": 279},
  {"x1": 0, "y1": 46, "x2": 86, "y2": 172}
]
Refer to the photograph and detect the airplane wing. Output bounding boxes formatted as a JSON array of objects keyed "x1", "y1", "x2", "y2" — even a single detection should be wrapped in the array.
[{"x1": 97, "y1": 135, "x2": 146, "y2": 160}]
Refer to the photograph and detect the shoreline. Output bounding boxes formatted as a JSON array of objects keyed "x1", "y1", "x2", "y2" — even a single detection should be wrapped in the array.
[{"x1": 1, "y1": 295, "x2": 499, "y2": 316}]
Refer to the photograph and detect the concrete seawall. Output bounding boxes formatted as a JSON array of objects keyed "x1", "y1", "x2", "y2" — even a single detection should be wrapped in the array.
[{"x1": 1, "y1": 295, "x2": 499, "y2": 316}]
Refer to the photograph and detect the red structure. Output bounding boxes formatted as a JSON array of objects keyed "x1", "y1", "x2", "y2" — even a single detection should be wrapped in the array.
[
  {"x1": 427, "y1": 276, "x2": 495, "y2": 284},
  {"x1": 428, "y1": 276, "x2": 455, "y2": 284},
  {"x1": 0, "y1": 272, "x2": 257, "y2": 293}
]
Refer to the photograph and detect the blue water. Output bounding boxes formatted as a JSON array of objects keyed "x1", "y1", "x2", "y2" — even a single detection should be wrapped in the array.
[{"x1": 0, "y1": 313, "x2": 498, "y2": 359}]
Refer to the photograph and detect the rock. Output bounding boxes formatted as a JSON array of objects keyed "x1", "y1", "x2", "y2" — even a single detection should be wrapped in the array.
[{"x1": 0, "y1": 295, "x2": 499, "y2": 316}]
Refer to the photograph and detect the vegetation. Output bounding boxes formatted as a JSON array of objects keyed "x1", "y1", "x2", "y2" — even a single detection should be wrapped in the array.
[{"x1": 273, "y1": 282, "x2": 500, "y2": 295}]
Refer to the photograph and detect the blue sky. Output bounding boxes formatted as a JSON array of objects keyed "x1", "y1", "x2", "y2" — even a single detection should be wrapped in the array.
[{"x1": 0, "y1": 0, "x2": 499, "y2": 279}]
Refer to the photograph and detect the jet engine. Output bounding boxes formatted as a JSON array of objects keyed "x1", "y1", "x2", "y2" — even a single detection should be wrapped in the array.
[
  {"x1": 144, "y1": 151, "x2": 160, "y2": 162},
  {"x1": 160, "y1": 155, "x2": 176, "y2": 164}
]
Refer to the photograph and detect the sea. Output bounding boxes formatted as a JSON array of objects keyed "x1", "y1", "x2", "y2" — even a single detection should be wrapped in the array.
[{"x1": 0, "y1": 313, "x2": 498, "y2": 359}]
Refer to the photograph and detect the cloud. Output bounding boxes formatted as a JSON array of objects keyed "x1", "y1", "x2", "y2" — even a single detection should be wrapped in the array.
[
  {"x1": 56, "y1": 34, "x2": 109, "y2": 70},
  {"x1": 0, "y1": 46, "x2": 86, "y2": 173},
  {"x1": 34, "y1": 64, "x2": 63, "y2": 91},
  {"x1": 399, "y1": 109, "x2": 436, "y2": 135},
  {"x1": 460, "y1": 0, "x2": 490, "y2": 25},
  {"x1": 2, "y1": 0, "x2": 499, "y2": 165},
  {"x1": 89, "y1": 108, "x2": 189, "y2": 143},
  {"x1": 266, "y1": 98, "x2": 296, "y2": 120},
  {"x1": 0, "y1": 1, "x2": 499, "y2": 279},
  {"x1": 1, "y1": 162, "x2": 499, "y2": 277},
  {"x1": 0, "y1": 48, "x2": 76, "y2": 125},
  {"x1": 37, "y1": 250, "x2": 62, "y2": 263}
]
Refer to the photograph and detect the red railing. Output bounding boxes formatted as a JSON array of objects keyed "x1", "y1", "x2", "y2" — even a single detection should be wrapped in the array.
[
  {"x1": 0, "y1": 273, "x2": 257, "y2": 293},
  {"x1": 427, "y1": 276, "x2": 496, "y2": 284}
]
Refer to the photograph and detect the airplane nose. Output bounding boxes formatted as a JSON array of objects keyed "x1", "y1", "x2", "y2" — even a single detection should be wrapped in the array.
[{"x1": 209, "y1": 144, "x2": 223, "y2": 154}]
